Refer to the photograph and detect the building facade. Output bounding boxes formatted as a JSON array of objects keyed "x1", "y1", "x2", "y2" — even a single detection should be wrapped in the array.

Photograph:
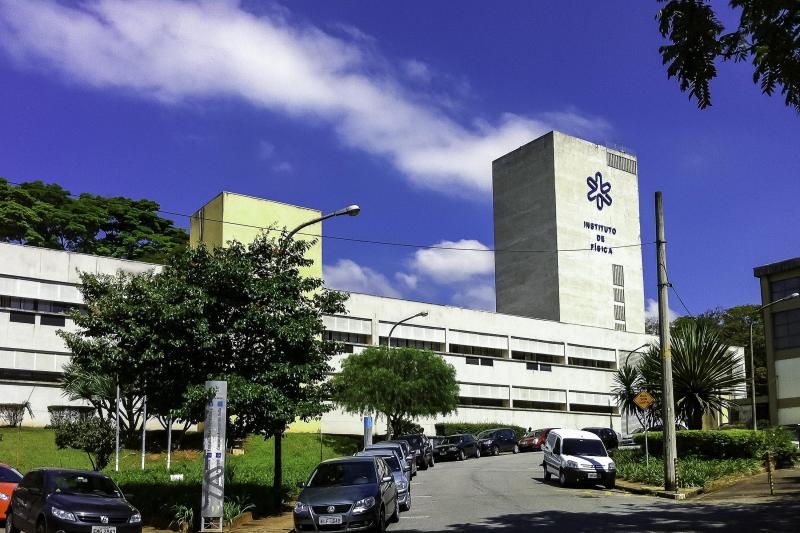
[
  {"x1": 493, "y1": 132, "x2": 645, "y2": 333},
  {"x1": 754, "y1": 257, "x2": 800, "y2": 425}
]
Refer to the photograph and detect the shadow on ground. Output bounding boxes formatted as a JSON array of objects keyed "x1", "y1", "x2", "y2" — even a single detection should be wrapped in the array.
[{"x1": 395, "y1": 500, "x2": 800, "y2": 532}]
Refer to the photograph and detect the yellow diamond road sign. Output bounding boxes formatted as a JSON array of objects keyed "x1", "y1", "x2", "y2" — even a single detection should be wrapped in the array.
[{"x1": 633, "y1": 390, "x2": 654, "y2": 410}]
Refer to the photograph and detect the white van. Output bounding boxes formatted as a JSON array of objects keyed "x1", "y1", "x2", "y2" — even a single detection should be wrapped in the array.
[{"x1": 541, "y1": 429, "x2": 616, "y2": 489}]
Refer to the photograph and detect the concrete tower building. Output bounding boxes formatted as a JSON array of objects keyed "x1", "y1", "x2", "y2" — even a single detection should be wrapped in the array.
[{"x1": 493, "y1": 131, "x2": 646, "y2": 333}]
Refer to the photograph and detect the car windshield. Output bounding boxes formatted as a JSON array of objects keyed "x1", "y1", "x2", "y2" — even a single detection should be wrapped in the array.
[
  {"x1": 399, "y1": 436, "x2": 422, "y2": 447},
  {"x1": 308, "y1": 462, "x2": 376, "y2": 487},
  {"x1": 562, "y1": 438, "x2": 607, "y2": 457},
  {"x1": 442, "y1": 436, "x2": 463, "y2": 444},
  {"x1": 476, "y1": 430, "x2": 495, "y2": 439},
  {"x1": 52, "y1": 473, "x2": 122, "y2": 498}
]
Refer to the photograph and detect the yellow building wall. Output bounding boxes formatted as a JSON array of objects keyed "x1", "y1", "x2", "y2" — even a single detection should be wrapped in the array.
[{"x1": 190, "y1": 192, "x2": 322, "y2": 279}]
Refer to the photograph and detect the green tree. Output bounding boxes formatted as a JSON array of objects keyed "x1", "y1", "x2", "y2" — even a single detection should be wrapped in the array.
[
  {"x1": 60, "y1": 233, "x2": 346, "y2": 500},
  {"x1": 54, "y1": 417, "x2": 115, "y2": 471},
  {"x1": 0, "y1": 177, "x2": 187, "y2": 262},
  {"x1": 657, "y1": 0, "x2": 800, "y2": 111},
  {"x1": 639, "y1": 321, "x2": 746, "y2": 429},
  {"x1": 332, "y1": 346, "x2": 459, "y2": 437}
]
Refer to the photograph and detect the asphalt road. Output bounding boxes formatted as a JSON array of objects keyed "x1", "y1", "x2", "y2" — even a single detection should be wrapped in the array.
[{"x1": 390, "y1": 451, "x2": 798, "y2": 532}]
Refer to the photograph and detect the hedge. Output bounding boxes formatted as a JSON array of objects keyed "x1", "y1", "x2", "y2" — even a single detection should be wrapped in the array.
[
  {"x1": 631, "y1": 429, "x2": 798, "y2": 466},
  {"x1": 434, "y1": 422, "x2": 526, "y2": 439}
]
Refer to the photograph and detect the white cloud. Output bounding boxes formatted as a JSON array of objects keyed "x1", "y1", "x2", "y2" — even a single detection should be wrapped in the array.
[
  {"x1": 324, "y1": 259, "x2": 401, "y2": 298},
  {"x1": 272, "y1": 161, "x2": 293, "y2": 173},
  {"x1": 645, "y1": 298, "x2": 679, "y2": 323},
  {"x1": 452, "y1": 284, "x2": 496, "y2": 311},
  {"x1": 257, "y1": 140, "x2": 275, "y2": 160},
  {"x1": 408, "y1": 239, "x2": 494, "y2": 284},
  {"x1": 403, "y1": 59, "x2": 432, "y2": 84},
  {"x1": 0, "y1": 0, "x2": 611, "y2": 195},
  {"x1": 395, "y1": 272, "x2": 418, "y2": 290}
]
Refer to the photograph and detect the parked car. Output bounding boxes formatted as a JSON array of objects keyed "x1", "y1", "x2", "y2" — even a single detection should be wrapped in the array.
[
  {"x1": 428, "y1": 436, "x2": 445, "y2": 459},
  {"x1": 6, "y1": 468, "x2": 142, "y2": 533},
  {"x1": 434, "y1": 434, "x2": 480, "y2": 461},
  {"x1": 294, "y1": 456, "x2": 399, "y2": 532},
  {"x1": 368, "y1": 442, "x2": 417, "y2": 477},
  {"x1": 541, "y1": 429, "x2": 616, "y2": 489},
  {"x1": 384, "y1": 440, "x2": 419, "y2": 475},
  {"x1": 518, "y1": 431, "x2": 538, "y2": 452},
  {"x1": 356, "y1": 450, "x2": 411, "y2": 511},
  {"x1": 619, "y1": 433, "x2": 635, "y2": 447},
  {"x1": 525, "y1": 428, "x2": 560, "y2": 452},
  {"x1": 363, "y1": 444, "x2": 411, "y2": 484},
  {"x1": 477, "y1": 428, "x2": 520, "y2": 455},
  {"x1": 581, "y1": 427, "x2": 619, "y2": 450},
  {"x1": 395, "y1": 434, "x2": 434, "y2": 469},
  {"x1": 0, "y1": 464, "x2": 22, "y2": 523}
]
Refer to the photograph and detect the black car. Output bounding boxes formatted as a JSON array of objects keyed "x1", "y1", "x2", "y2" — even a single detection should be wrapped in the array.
[
  {"x1": 434, "y1": 434, "x2": 480, "y2": 461},
  {"x1": 395, "y1": 434, "x2": 434, "y2": 470},
  {"x1": 477, "y1": 428, "x2": 520, "y2": 455},
  {"x1": 581, "y1": 427, "x2": 619, "y2": 450},
  {"x1": 428, "y1": 436, "x2": 444, "y2": 459},
  {"x1": 6, "y1": 469, "x2": 141, "y2": 533},
  {"x1": 294, "y1": 457, "x2": 399, "y2": 532}
]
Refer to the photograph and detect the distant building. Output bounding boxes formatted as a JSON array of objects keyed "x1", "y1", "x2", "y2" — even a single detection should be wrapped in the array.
[{"x1": 754, "y1": 257, "x2": 800, "y2": 425}]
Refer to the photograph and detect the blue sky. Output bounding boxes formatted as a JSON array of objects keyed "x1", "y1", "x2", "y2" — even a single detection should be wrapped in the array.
[{"x1": 0, "y1": 0, "x2": 797, "y2": 317}]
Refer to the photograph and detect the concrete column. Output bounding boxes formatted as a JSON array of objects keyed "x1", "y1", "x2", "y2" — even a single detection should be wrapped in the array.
[
  {"x1": 370, "y1": 315, "x2": 379, "y2": 346},
  {"x1": 565, "y1": 389, "x2": 571, "y2": 411},
  {"x1": 509, "y1": 385, "x2": 514, "y2": 409},
  {"x1": 506, "y1": 335, "x2": 512, "y2": 359},
  {"x1": 444, "y1": 327, "x2": 450, "y2": 353}
]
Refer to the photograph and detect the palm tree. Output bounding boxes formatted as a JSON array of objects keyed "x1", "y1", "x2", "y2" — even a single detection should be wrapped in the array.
[
  {"x1": 639, "y1": 321, "x2": 745, "y2": 430},
  {"x1": 612, "y1": 363, "x2": 645, "y2": 426}
]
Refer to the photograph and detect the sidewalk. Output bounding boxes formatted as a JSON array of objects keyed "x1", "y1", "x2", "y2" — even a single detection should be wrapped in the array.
[
  {"x1": 696, "y1": 467, "x2": 800, "y2": 503},
  {"x1": 228, "y1": 512, "x2": 294, "y2": 533}
]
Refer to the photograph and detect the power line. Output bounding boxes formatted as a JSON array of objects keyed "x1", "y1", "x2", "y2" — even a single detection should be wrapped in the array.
[
  {"x1": 658, "y1": 262, "x2": 694, "y2": 317},
  {"x1": 3, "y1": 178, "x2": 656, "y2": 254}
]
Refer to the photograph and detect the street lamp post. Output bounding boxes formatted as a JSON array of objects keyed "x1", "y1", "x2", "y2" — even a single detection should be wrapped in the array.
[
  {"x1": 387, "y1": 311, "x2": 429, "y2": 347},
  {"x1": 283, "y1": 204, "x2": 360, "y2": 243},
  {"x1": 749, "y1": 292, "x2": 799, "y2": 430}
]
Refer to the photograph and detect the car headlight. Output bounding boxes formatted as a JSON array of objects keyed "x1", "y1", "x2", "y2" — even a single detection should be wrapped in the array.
[
  {"x1": 0, "y1": 493, "x2": 9, "y2": 501},
  {"x1": 608, "y1": 462, "x2": 616, "y2": 470},
  {"x1": 352, "y1": 496, "x2": 376, "y2": 515},
  {"x1": 398, "y1": 480, "x2": 408, "y2": 491},
  {"x1": 484, "y1": 439, "x2": 493, "y2": 445},
  {"x1": 449, "y1": 446, "x2": 457, "y2": 451},
  {"x1": 566, "y1": 460, "x2": 578, "y2": 469},
  {"x1": 293, "y1": 502, "x2": 309, "y2": 514},
  {"x1": 51, "y1": 507, "x2": 76, "y2": 522},
  {"x1": 129, "y1": 513, "x2": 142, "y2": 524}
]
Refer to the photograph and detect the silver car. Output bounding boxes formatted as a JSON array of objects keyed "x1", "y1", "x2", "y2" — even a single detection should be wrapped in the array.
[
  {"x1": 369, "y1": 441, "x2": 417, "y2": 477},
  {"x1": 356, "y1": 450, "x2": 412, "y2": 511},
  {"x1": 364, "y1": 444, "x2": 412, "y2": 482}
]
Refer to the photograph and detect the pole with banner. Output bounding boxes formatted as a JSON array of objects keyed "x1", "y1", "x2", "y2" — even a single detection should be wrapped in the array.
[{"x1": 201, "y1": 381, "x2": 227, "y2": 532}]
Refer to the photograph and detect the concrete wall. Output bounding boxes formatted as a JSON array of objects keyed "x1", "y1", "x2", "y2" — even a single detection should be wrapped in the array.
[{"x1": 492, "y1": 131, "x2": 646, "y2": 333}]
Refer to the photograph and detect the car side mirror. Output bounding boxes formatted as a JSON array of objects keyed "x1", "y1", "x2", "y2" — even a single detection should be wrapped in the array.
[
  {"x1": 296, "y1": 481, "x2": 305, "y2": 488},
  {"x1": 382, "y1": 476, "x2": 393, "y2": 483}
]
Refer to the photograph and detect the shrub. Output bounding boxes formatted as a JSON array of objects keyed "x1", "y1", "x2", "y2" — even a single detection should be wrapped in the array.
[
  {"x1": 760, "y1": 426, "x2": 799, "y2": 468},
  {"x1": 0, "y1": 402, "x2": 33, "y2": 427},
  {"x1": 632, "y1": 429, "x2": 767, "y2": 459},
  {"x1": 54, "y1": 417, "x2": 115, "y2": 470},
  {"x1": 434, "y1": 422, "x2": 526, "y2": 439},
  {"x1": 47, "y1": 405, "x2": 95, "y2": 428}
]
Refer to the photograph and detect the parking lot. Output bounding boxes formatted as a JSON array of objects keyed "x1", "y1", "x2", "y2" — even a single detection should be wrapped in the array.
[{"x1": 390, "y1": 452, "x2": 800, "y2": 532}]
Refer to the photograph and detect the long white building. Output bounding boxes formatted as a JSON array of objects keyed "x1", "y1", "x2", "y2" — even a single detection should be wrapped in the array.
[{"x1": 1, "y1": 131, "x2": 658, "y2": 434}]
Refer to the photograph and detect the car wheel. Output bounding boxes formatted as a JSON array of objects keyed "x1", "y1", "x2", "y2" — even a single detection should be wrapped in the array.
[
  {"x1": 475, "y1": 447, "x2": 481, "y2": 458},
  {"x1": 492, "y1": 445, "x2": 499, "y2": 456},
  {"x1": 37, "y1": 517, "x2": 46, "y2": 533},
  {"x1": 420, "y1": 457, "x2": 428, "y2": 470},
  {"x1": 5, "y1": 509, "x2": 19, "y2": 533},
  {"x1": 559, "y1": 470, "x2": 569, "y2": 487},
  {"x1": 390, "y1": 500, "x2": 400, "y2": 523},
  {"x1": 428, "y1": 455, "x2": 435, "y2": 468},
  {"x1": 543, "y1": 466, "x2": 552, "y2": 481},
  {"x1": 372, "y1": 506, "x2": 386, "y2": 533},
  {"x1": 458, "y1": 450, "x2": 465, "y2": 461},
  {"x1": 513, "y1": 444, "x2": 520, "y2": 454}
]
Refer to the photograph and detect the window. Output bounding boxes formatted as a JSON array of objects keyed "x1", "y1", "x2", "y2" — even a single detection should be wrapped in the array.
[
  {"x1": 612, "y1": 265, "x2": 625, "y2": 287},
  {"x1": 614, "y1": 305, "x2": 626, "y2": 321},
  {"x1": 526, "y1": 362, "x2": 539, "y2": 371},
  {"x1": 607, "y1": 152, "x2": 637, "y2": 174},
  {"x1": 40, "y1": 315, "x2": 66, "y2": 327},
  {"x1": 773, "y1": 308, "x2": 800, "y2": 350},
  {"x1": 379, "y1": 337, "x2": 442, "y2": 351},
  {"x1": 450, "y1": 343, "x2": 506, "y2": 358},
  {"x1": 614, "y1": 288, "x2": 624, "y2": 303},
  {"x1": 612, "y1": 265, "x2": 626, "y2": 330},
  {"x1": 568, "y1": 357, "x2": 615, "y2": 370},
  {"x1": 511, "y1": 351, "x2": 563, "y2": 364},
  {"x1": 324, "y1": 330, "x2": 369, "y2": 345},
  {"x1": 9, "y1": 311, "x2": 35, "y2": 324},
  {"x1": 615, "y1": 323, "x2": 627, "y2": 331},
  {"x1": 458, "y1": 396, "x2": 507, "y2": 408},
  {"x1": 539, "y1": 364, "x2": 552, "y2": 372},
  {"x1": 771, "y1": 277, "x2": 800, "y2": 301},
  {"x1": 466, "y1": 357, "x2": 480, "y2": 365}
]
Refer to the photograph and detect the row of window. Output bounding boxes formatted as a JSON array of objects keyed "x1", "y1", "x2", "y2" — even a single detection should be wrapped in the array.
[
  {"x1": 6, "y1": 311, "x2": 66, "y2": 327},
  {"x1": 379, "y1": 337, "x2": 443, "y2": 351},
  {"x1": 0, "y1": 296, "x2": 76, "y2": 315},
  {"x1": 458, "y1": 396, "x2": 616, "y2": 413}
]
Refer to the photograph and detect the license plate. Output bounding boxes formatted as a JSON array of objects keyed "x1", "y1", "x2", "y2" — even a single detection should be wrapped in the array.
[
  {"x1": 318, "y1": 515, "x2": 342, "y2": 525},
  {"x1": 92, "y1": 527, "x2": 116, "y2": 533},
  {"x1": 587, "y1": 473, "x2": 598, "y2": 479}
]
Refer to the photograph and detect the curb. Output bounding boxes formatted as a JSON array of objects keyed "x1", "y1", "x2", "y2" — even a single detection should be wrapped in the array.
[{"x1": 616, "y1": 479, "x2": 702, "y2": 500}]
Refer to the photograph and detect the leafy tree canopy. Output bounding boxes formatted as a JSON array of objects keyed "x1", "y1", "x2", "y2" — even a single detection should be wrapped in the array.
[
  {"x1": 657, "y1": 0, "x2": 800, "y2": 111},
  {"x1": 0, "y1": 177, "x2": 187, "y2": 262},
  {"x1": 331, "y1": 346, "x2": 459, "y2": 436}
]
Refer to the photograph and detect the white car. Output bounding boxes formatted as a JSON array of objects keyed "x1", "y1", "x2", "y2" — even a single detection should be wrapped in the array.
[{"x1": 541, "y1": 429, "x2": 616, "y2": 489}]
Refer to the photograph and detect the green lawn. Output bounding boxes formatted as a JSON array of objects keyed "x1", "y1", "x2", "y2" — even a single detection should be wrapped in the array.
[{"x1": 0, "y1": 427, "x2": 362, "y2": 525}]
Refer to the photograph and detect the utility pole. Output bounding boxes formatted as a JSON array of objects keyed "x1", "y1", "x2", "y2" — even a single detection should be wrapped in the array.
[{"x1": 655, "y1": 192, "x2": 677, "y2": 492}]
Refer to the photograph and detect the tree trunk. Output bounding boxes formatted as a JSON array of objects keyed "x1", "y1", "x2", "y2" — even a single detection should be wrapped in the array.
[
  {"x1": 688, "y1": 410, "x2": 704, "y2": 430},
  {"x1": 273, "y1": 432, "x2": 283, "y2": 509}
]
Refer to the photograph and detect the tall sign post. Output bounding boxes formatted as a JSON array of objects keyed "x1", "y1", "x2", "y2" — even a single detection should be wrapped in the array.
[
  {"x1": 655, "y1": 192, "x2": 677, "y2": 492},
  {"x1": 633, "y1": 390, "x2": 655, "y2": 465},
  {"x1": 201, "y1": 381, "x2": 227, "y2": 532},
  {"x1": 363, "y1": 415, "x2": 373, "y2": 448}
]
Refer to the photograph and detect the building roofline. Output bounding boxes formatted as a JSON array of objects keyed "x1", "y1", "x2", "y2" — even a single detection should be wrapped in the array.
[
  {"x1": 192, "y1": 191, "x2": 320, "y2": 215},
  {"x1": 753, "y1": 257, "x2": 800, "y2": 278},
  {"x1": 0, "y1": 241, "x2": 162, "y2": 268}
]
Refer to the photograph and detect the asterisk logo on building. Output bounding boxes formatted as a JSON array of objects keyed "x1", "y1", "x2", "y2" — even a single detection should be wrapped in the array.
[{"x1": 587, "y1": 171, "x2": 612, "y2": 210}]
